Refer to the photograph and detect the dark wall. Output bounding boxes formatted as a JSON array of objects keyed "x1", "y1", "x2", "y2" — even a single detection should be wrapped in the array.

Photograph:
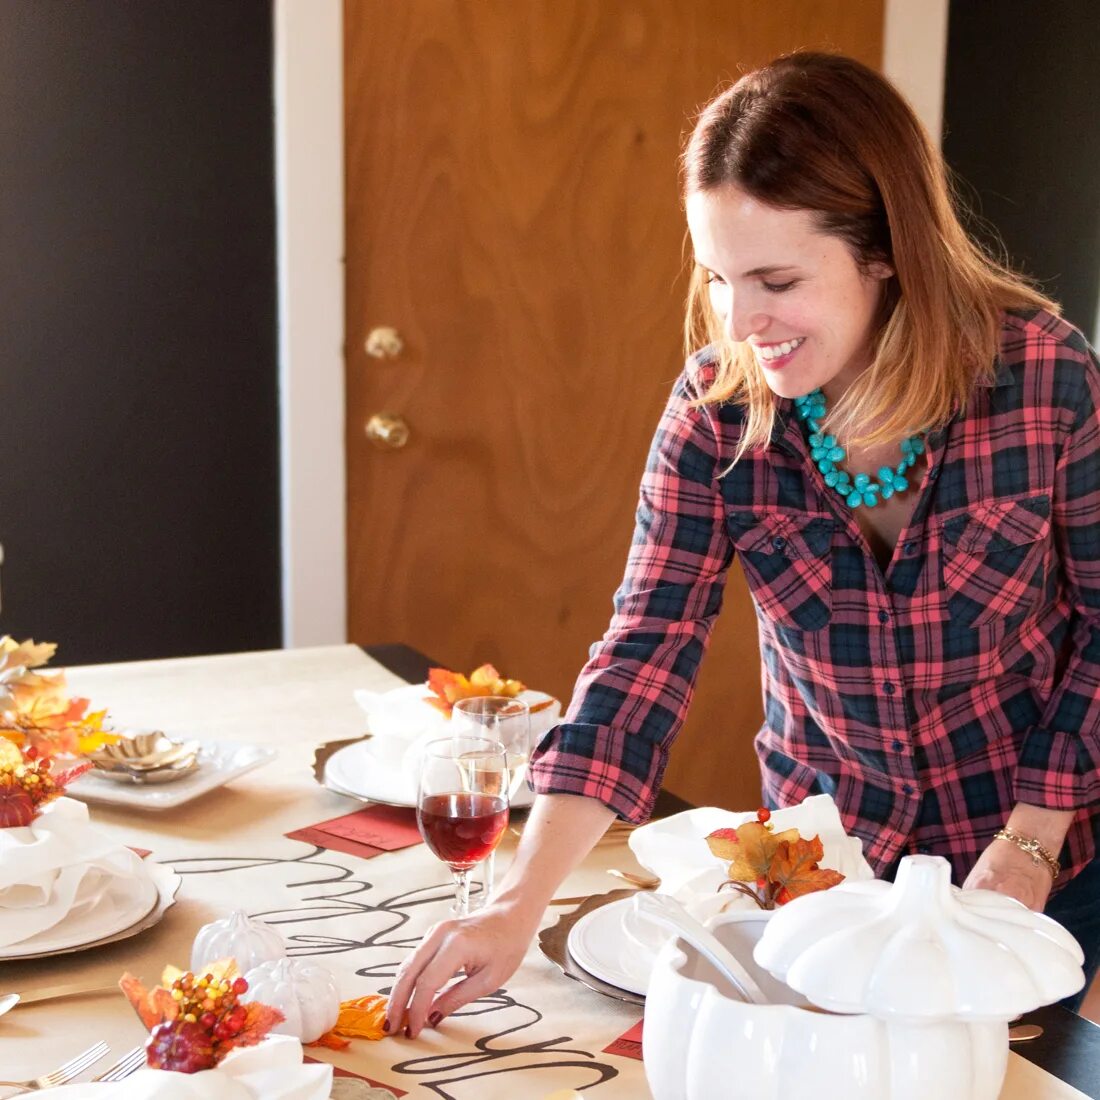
[
  {"x1": 0, "y1": 1, "x2": 281, "y2": 664},
  {"x1": 942, "y1": 0, "x2": 1100, "y2": 336}
]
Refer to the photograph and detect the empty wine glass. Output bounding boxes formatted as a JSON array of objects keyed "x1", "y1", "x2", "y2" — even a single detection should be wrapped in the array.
[{"x1": 416, "y1": 736, "x2": 510, "y2": 918}]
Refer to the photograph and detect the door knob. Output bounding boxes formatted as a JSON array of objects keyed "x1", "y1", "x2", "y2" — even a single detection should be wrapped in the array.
[
  {"x1": 365, "y1": 413, "x2": 410, "y2": 449},
  {"x1": 364, "y1": 326, "x2": 404, "y2": 359}
]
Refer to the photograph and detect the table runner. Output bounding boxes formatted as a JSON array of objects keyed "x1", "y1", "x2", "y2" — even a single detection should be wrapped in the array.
[{"x1": 0, "y1": 645, "x2": 1089, "y2": 1099}]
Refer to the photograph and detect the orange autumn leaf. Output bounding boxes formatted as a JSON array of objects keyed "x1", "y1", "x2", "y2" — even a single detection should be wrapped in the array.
[
  {"x1": 219, "y1": 1001, "x2": 286, "y2": 1056},
  {"x1": 425, "y1": 664, "x2": 525, "y2": 715},
  {"x1": 308, "y1": 994, "x2": 389, "y2": 1049},
  {"x1": 119, "y1": 972, "x2": 179, "y2": 1030},
  {"x1": 706, "y1": 822, "x2": 800, "y2": 883},
  {"x1": 768, "y1": 836, "x2": 847, "y2": 903}
]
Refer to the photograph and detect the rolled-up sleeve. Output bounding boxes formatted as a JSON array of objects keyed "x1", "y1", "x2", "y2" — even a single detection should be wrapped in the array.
[
  {"x1": 528, "y1": 358, "x2": 735, "y2": 821},
  {"x1": 1014, "y1": 345, "x2": 1100, "y2": 810}
]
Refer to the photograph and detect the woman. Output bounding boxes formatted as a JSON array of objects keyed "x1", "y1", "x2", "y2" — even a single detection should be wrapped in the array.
[{"x1": 386, "y1": 52, "x2": 1100, "y2": 1037}]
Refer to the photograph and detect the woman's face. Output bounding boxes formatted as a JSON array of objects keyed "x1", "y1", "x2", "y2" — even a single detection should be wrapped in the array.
[{"x1": 686, "y1": 185, "x2": 893, "y2": 401}]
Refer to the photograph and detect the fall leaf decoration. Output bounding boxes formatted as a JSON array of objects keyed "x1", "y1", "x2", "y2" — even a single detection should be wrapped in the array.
[
  {"x1": 120, "y1": 960, "x2": 285, "y2": 1073},
  {"x1": 706, "y1": 808, "x2": 846, "y2": 910},
  {"x1": 0, "y1": 635, "x2": 118, "y2": 756},
  {"x1": 307, "y1": 993, "x2": 388, "y2": 1050},
  {"x1": 0, "y1": 741, "x2": 91, "y2": 827},
  {"x1": 425, "y1": 664, "x2": 526, "y2": 715}
]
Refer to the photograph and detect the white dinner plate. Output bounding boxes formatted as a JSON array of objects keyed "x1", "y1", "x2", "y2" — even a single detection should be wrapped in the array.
[
  {"x1": 567, "y1": 895, "x2": 657, "y2": 996},
  {"x1": 324, "y1": 737, "x2": 535, "y2": 809},
  {"x1": 0, "y1": 865, "x2": 160, "y2": 959},
  {"x1": 67, "y1": 740, "x2": 277, "y2": 809}
]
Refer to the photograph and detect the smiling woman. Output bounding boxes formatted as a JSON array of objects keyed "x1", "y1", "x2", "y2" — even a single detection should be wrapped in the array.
[{"x1": 385, "y1": 51, "x2": 1100, "y2": 1037}]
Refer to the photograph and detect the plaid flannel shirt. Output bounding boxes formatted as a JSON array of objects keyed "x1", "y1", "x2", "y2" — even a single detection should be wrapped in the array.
[{"x1": 529, "y1": 309, "x2": 1100, "y2": 886}]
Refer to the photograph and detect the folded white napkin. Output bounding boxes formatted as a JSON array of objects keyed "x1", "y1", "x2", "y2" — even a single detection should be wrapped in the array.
[
  {"x1": 354, "y1": 682, "x2": 562, "y2": 784},
  {"x1": 0, "y1": 797, "x2": 147, "y2": 948},
  {"x1": 46, "y1": 1036, "x2": 332, "y2": 1100},
  {"x1": 629, "y1": 794, "x2": 874, "y2": 924}
]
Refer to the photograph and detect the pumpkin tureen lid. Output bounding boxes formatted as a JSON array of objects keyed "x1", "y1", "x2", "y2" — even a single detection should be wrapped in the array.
[{"x1": 753, "y1": 854, "x2": 1085, "y2": 1022}]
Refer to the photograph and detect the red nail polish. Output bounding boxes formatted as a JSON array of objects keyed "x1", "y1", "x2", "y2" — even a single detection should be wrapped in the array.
[
  {"x1": 404, "y1": 1025, "x2": 413, "y2": 1039},
  {"x1": 428, "y1": 1011, "x2": 442, "y2": 1027},
  {"x1": 382, "y1": 1016, "x2": 391, "y2": 1034}
]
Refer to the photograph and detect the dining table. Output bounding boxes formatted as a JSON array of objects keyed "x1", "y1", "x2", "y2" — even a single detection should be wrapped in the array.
[{"x1": 0, "y1": 642, "x2": 1097, "y2": 1099}]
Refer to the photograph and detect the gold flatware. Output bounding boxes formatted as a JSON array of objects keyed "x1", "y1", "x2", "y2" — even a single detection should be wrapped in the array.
[
  {"x1": 607, "y1": 868, "x2": 660, "y2": 889},
  {"x1": 15, "y1": 982, "x2": 121, "y2": 1005},
  {"x1": 0, "y1": 1040, "x2": 109, "y2": 1091},
  {"x1": 549, "y1": 894, "x2": 591, "y2": 907},
  {"x1": 1008, "y1": 1023, "x2": 1044, "y2": 1042}
]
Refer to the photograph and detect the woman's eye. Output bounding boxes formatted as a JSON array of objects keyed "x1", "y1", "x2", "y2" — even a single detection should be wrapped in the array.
[
  {"x1": 702, "y1": 270, "x2": 725, "y2": 285},
  {"x1": 763, "y1": 279, "x2": 796, "y2": 293}
]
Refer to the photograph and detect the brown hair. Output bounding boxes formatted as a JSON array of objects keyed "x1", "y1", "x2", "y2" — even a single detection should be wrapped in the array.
[{"x1": 682, "y1": 52, "x2": 1058, "y2": 455}]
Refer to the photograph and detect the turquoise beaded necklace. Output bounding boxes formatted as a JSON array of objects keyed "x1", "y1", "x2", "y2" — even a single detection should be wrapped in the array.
[{"x1": 792, "y1": 388, "x2": 924, "y2": 510}]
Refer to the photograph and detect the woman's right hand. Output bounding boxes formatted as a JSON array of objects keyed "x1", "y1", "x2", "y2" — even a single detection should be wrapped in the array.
[{"x1": 383, "y1": 896, "x2": 542, "y2": 1039}]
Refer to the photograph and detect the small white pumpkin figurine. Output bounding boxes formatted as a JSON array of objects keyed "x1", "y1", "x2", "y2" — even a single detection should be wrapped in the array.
[
  {"x1": 190, "y1": 909, "x2": 287, "y2": 974},
  {"x1": 242, "y1": 957, "x2": 341, "y2": 1043}
]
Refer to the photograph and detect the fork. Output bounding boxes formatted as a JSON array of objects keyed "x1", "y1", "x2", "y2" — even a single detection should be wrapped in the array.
[
  {"x1": 92, "y1": 1046, "x2": 145, "y2": 1083},
  {"x1": 0, "y1": 1039, "x2": 109, "y2": 1091}
]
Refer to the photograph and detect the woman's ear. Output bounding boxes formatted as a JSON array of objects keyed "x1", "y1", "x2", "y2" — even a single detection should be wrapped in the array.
[{"x1": 865, "y1": 259, "x2": 895, "y2": 281}]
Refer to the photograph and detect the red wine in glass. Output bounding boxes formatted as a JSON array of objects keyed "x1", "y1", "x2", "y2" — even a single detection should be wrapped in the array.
[{"x1": 418, "y1": 792, "x2": 509, "y2": 869}]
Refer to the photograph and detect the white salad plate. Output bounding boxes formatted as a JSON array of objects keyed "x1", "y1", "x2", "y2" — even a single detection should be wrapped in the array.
[
  {"x1": 67, "y1": 740, "x2": 277, "y2": 809},
  {"x1": 324, "y1": 737, "x2": 536, "y2": 810},
  {"x1": 0, "y1": 864, "x2": 159, "y2": 959},
  {"x1": 567, "y1": 895, "x2": 657, "y2": 996},
  {"x1": 0, "y1": 862, "x2": 181, "y2": 961}
]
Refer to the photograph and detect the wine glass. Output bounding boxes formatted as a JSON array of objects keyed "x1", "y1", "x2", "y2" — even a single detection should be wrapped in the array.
[
  {"x1": 450, "y1": 696, "x2": 532, "y2": 800},
  {"x1": 416, "y1": 736, "x2": 510, "y2": 918}
]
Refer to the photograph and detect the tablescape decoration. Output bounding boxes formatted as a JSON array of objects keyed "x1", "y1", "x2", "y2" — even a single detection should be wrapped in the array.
[
  {"x1": 67, "y1": 742, "x2": 278, "y2": 810},
  {"x1": 85, "y1": 732, "x2": 201, "y2": 785},
  {"x1": 0, "y1": 636, "x2": 118, "y2": 758},
  {"x1": 190, "y1": 910, "x2": 287, "y2": 974},
  {"x1": 43, "y1": 1034, "x2": 333, "y2": 1099},
  {"x1": 241, "y1": 958, "x2": 340, "y2": 1044},
  {"x1": 416, "y1": 736, "x2": 510, "y2": 917},
  {"x1": 284, "y1": 804, "x2": 423, "y2": 861},
  {"x1": 120, "y1": 958, "x2": 285, "y2": 1072},
  {"x1": 0, "y1": 738, "x2": 91, "y2": 826},
  {"x1": 555, "y1": 795, "x2": 866, "y2": 999},
  {"x1": 642, "y1": 854, "x2": 1087, "y2": 1100},
  {"x1": 340, "y1": 663, "x2": 561, "y2": 810},
  {"x1": 0, "y1": 790, "x2": 159, "y2": 954}
]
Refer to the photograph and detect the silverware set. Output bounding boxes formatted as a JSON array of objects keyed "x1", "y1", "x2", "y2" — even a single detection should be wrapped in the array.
[{"x1": 0, "y1": 1041, "x2": 144, "y2": 1092}]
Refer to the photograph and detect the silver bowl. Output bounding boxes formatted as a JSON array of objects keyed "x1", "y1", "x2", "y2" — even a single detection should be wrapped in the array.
[{"x1": 86, "y1": 731, "x2": 201, "y2": 784}]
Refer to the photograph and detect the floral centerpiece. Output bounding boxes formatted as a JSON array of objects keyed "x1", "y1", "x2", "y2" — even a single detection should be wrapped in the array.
[
  {"x1": 0, "y1": 636, "x2": 117, "y2": 757},
  {"x1": 0, "y1": 739, "x2": 90, "y2": 828}
]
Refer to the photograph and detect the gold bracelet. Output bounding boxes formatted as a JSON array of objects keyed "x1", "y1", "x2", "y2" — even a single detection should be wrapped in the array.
[{"x1": 993, "y1": 827, "x2": 1061, "y2": 881}]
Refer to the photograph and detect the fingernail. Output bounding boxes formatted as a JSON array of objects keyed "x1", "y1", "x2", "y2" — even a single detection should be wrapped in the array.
[
  {"x1": 382, "y1": 1016, "x2": 392, "y2": 1034},
  {"x1": 428, "y1": 1011, "x2": 442, "y2": 1027}
]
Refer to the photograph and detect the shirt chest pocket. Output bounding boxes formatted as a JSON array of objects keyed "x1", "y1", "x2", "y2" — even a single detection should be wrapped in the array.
[
  {"x1": 727, "y1": 511, "x2": 835, "y2": 631},
  {"x1": 940, "y1": 494, "x2": 1051, "y2": 629}
]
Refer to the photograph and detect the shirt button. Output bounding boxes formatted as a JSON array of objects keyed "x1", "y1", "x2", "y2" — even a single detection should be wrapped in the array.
[
  {"x1": 877, "y1": 610, "x2": 890, "y2": 624},
  {"x1": 918, "y1": 845, "x2": 932, "y2": 855},
  {"x1": 902, "y1": 783, "x2": 915, "y2": 795},
  {"x1": 902, "y1": 541, "x2": 915, "y2": 555},
  {"x1": 772, "y1": 536, "x2": 787, "y2": 552},
  {"x1": 882, "y1": 681, "x2": 896, "y2": 695},
  {"x1": 891, "y1": 739, "x2": 903, "y2": 752}
]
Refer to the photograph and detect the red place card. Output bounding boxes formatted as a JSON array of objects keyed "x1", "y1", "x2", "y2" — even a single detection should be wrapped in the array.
[
  {"x1": 286, "y1": 805, "x2": 422, "y2": 861},
  {"x1": 603, "y1": 1017, "x2": 644, "y2": 1061}
]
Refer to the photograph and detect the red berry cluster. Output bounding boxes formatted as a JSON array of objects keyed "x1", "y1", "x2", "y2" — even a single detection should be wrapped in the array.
[
  {"x1": 146, "y1": 971, "x2": 252, "y2": 1071},
  {"x1": 0, "y1": 746, "x2": 61, "y2": 827}
]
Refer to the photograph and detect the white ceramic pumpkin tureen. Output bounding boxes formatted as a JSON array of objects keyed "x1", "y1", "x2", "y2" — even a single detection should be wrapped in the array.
[{"x1": 643, "y1": 854, "x2": 1085, "y2": 1100}]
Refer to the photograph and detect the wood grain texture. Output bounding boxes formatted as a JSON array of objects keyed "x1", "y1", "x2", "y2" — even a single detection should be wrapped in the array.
[{"x1": 345, "y1": 1, "x2": 884, "y2": 812}]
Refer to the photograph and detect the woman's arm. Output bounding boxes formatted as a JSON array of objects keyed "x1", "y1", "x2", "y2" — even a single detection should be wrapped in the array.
[
  {"x1": 384, "y1": 792, "x2": 615, "y2": 1038},
  {"x1": 963, "y1": 803, "x2": 1075, "y2": 909}
]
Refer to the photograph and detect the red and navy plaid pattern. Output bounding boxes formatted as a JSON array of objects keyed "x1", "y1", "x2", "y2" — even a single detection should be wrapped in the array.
[{"x1": 529, "y1": 309, "x2": 1100, "y2": 887}]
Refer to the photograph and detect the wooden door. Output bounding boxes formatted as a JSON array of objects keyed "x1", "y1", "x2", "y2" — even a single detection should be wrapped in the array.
[{"x1": 345, "y1": 1, "x2": 883, "y2": 811}]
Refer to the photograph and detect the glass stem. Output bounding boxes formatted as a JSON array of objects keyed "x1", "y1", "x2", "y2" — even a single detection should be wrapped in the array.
[
  {"x1": 481, "y1": 849, "x2": 496, "y2": 902},
  {"x1": 452, "y1": 867, "x2": 471, "y2": 917}
]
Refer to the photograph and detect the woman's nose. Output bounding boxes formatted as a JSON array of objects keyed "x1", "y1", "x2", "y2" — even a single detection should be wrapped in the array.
[{"x1": 725, "y1": 297, "x2": 767, "y2": 343}]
